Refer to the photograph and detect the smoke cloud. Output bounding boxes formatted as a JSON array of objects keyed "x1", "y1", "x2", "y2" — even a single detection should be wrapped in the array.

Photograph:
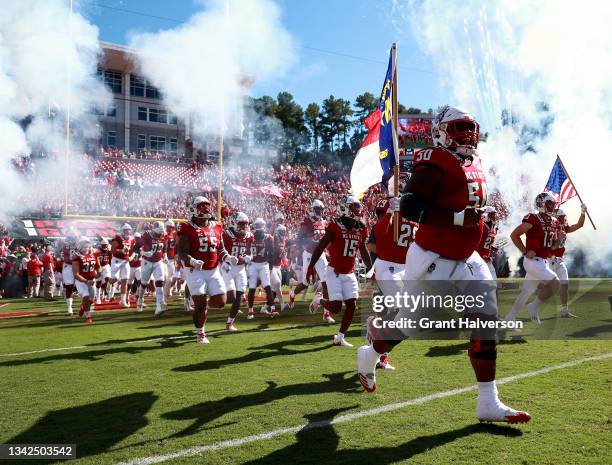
[{"x1": 393, "y1": 0, "x2": 612, "y2": 274}]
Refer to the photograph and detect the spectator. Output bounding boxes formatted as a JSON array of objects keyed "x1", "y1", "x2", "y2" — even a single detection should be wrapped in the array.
[
  {"x1": 40, "y1": 247, "x2": 56, "y2": 300},
  {"x1": 26, "y1": 252, "x2": 43, "y2": 298}
]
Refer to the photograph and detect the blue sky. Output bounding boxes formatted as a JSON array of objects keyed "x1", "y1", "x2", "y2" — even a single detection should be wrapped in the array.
[{"x1": 84, "y1": 0, "x2": 446, "y2": 113}]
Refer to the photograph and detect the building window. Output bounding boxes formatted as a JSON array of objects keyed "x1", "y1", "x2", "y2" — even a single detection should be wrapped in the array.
[
  {"x1": 106, "y1": 103, "x2": 116, "y2": 117},
  {"x1": 145, "y1": 83, "x2": 160, "y2": 99},
  {"x1": 137, "y1": 134, "x2": 146, "y2": 150},
  {"x1": 150, "y1": 135, "x2": 165, "y2": 152},
  {"x1": 169, "y1": 113, "x2": 178, "y2": 125},
  {"x1": 138, "y1": 107, "x2": 147, "y2": 121},
  {"x1": 170, "y1": 138, "x2": 178, "y2": 155},
  {"x1": 130, "y1": 75, "x2": 145, "y2": 97},
  {"x1": 98, "y1": 69, "x2": 122, "y2": 94},
  {"x1": 107, "y1": 131, "x2": 117, "y2": 148}
]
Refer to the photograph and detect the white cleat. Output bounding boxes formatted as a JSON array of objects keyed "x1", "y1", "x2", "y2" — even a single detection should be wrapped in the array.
[
  {"x1": 260, "y1": 305, "x2": 270, "y2": 315},
  {"x1": 136, "y1": 298, "x2": 144, "y2": 313},
  {"x1": 309, "y1": 301, "x2": 320, "y2": 314},
  {"x1": 95, "y1": 297, "x2": 102, "y2": 305},
  {"x1": 120, "y1": 299, "x2": 130, "y2": 308},
  {"x1": 226, "y1": 323, "x2": 237, "y2": 331},
  {"x1": 323, "y1": 310, "x2": 335, "y2": 324},
  {"x1": 357, "y1": 345, "x2": 378, "y2": 393},
  {"x1": 196, "y1": 333, "x2": 210, "y2": 344},
  {"x1": 526, "y1": 301, "x2": 541, "y2": 324},
  {"x1": 376, "y1": 354, "x2": 396, "y2": 370},
  {"x1": 247, "y1": 311, "x2": 255, "y2": 320},
  {"x1": 561, "y1": 308, "x2": 577, "y2": 318},
  {"x1": 333, "y1": 334, "x2": 353, "y2": 347},
  {"x1": 477, "y1": 400, "x2": 532, "y2": 424}
]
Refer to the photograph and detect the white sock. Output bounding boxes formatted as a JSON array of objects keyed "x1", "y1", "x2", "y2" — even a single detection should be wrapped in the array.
[
  {"x1": 227, "y1": 317, "x2": 234, "y2": 324},
  {"x1": 337, "y1": 332, "x2": 345, "y2": 339},
  {"x1": 248, "y1": 307, "x2": 254, "y2": 313},
  {"x1": 196, "y1": 326, "x2": 204, "y2": 334},
  {"x1": 363, "y1": 345, "x2": 380, "y2": 368},
  {"x1": 155, "y1": 287, "x2": 163, "y2": 304},
  {"x1": 121, "y1": 292, "x2": 127, "y2": 303},
  {"x1": 270, "y1": 305, "x2": 275, "y2": 312},
  {"x1": 312, "y1": 294, "x2": 321, "y2": 305},
  {"x1": 85, "y1": 311, "x2": 91, "y2": 318},
  {"x1": 67, "y1": 297, "x2": 73, "y2": 310},
  {"x1": 477, "y1": 381, "x2": 499, "y2": 403}
]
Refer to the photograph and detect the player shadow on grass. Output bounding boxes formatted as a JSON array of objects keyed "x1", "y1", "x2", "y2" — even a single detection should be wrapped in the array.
[
  {"x1": 425, "y1": 337, "x2": 528, "y2": 357},
  {"x1": 0, "y1": 340, "x2": 189, "y2": 367},
  {"x1": 6, "y1": 391, "x2": 157, "y2": 462},
  {"x1": 566, "y1": 319, "x2": 612, "y2": 338},
  {"x1": 172, "y1": 329, "x2": 361, "y2": 372},
  {"x1": 162, "y1": 371, "x2": 361, "y2": 438},
  {"x1": 242, "y1": 408, "x2": 522, "y2": 465}
]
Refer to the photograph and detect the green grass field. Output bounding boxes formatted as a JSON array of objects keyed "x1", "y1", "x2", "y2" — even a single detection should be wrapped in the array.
[{"x1": 0, "y1": 282, "x2": 611, "y2": 465}]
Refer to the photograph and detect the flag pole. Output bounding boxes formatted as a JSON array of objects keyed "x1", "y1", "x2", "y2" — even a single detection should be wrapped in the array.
[
  {"x1": 217, "y1": 0, "x2": 230, "y2": 221},
  {"x1": 392, "y1": 43, "x2": 399, "y2": 241},
  {"x1": 556, "y1": 154, "x2": 596, "y2": 230}
]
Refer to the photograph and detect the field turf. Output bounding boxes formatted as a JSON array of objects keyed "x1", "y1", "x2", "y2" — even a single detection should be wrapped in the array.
[{"x1": 0, "y1": 281, "x2": 610, "y2": 465}]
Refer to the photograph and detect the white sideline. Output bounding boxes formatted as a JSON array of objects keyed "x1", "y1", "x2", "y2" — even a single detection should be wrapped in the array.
[{"x1": 115, "y1": 352, "x2": 612, "y2": 465}]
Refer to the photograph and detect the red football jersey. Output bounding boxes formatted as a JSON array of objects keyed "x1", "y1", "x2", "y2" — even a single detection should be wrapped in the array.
[
  {"x1": 299, "y1": 217, "x2": 328, "y2": 253},
  {"x1": 523, "y1": 213, "x2": 558, "y2": 259},
  {"x1": 72, "y1": 252, "x2": 98, "y2": 280},
  {"x1": 112, "y1": 235, "x2": 135, "y2": 260},
  {"x1": 178, "y1": 221, "x2": 226, "y2": 269},
  {"x1": 166, "y1": 230, "x2": 178, "y2": 259},
  {"x1": 477, "y1": 221, "x2": 498, "y2": 261},
  {"x1": 272, "y1": 237, "x2": 287, "y2": 267},
  {"x1": 552, "y1": 220, "x2": 569, "y2": 257},
  {"x1": 223, "y1": 230, "x2": 254, "y2": 265},
  {"x1": 142, "y1": 231, "x2": 166, "y2": 263},
  {"x1": 326, "y1": 219, "x2": 367, "y2": 274},
  {"x1": 412, "y1": 147, "x2": 486, "y2": 260},
  {"x1": 373, "y1": 212, "x2": 417, "y2": 264},
  {"x1": 95, "y1": 249, "x2": 112, "y2": 267},
  {"x1": 251, "y1": 234, "x2": 274, "y2": 263},
  {"x1": 54, "y1": 258, "x2": 64, "y2": 272}
]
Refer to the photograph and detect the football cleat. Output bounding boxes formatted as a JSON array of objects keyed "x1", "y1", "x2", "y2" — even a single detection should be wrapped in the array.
[
  {"x1": 247, "y1": 311, "x2": 255, "y2": 320},
  {"x1": 357, "y1": 345, "x2": 378, "y2": 393},
  {"x1": 526, "y1": 301, "x2": 541, "y2": 324},
  {"x1": 561, "y1": 308, "x2": 577, "y2": 318},
  {"x1": 260, "y1": 306, "x2": 270, "y2": 315},
  {"x1": 376, "y1": 354, "x2": 396, "y2": 370},
  {"x1": 477, "y1": 400, "x2": 532, "y2": 424},
  {"x1": 226, "y1": 322, "x2": 237, "y2": 331},
  {"x1": 67, "y1": 310, "x2": 74, "y2": 316},
  {"x1": 323, "y1": 310, "x2": 335, "y2": 324},
  {"x1": 270, "y1": 310, "x2": 280, "y2": 318},
  {"x1": 196, "y1": 333, "x2": 210, "y2": 344},
  {"x1": 136, "y1": 298, "x2": 144, "y2": 313},
  {"x1": 95, "y1": 297, "x2": 101, "y2": 305},
  {"x1": 84, "y1": 316, "x2": 93, "y2": 324},
  {"x1": 120, "y1": 299, "x2": 130, "y2": 308},
  {"x1": 333, "y1": 334, "x2": 353, "y2": 347},
  {"x1": 154, "y1": 304, "x2": 164, "y2": 317}
]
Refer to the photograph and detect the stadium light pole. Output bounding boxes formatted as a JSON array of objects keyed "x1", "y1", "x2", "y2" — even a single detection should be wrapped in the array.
[
  {"x1": 217, "y1": 0, "x2": 230, "y2": 221},
  {"x1": 64, "y1": 0, "x2": 74, "y2": 218}
]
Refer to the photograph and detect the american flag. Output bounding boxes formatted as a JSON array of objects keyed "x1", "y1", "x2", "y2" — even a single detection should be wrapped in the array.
[{"x1": 545, "y1": 157, "x2": 576, "y2": 205}]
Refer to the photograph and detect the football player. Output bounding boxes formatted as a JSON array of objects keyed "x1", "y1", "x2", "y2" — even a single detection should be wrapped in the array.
[
  {"x1": 222, "y1": 211, "x2": 253, "y2": 330},
  {"x1": 245, "y1": 218, "x2": 277, "y2": 318},
  {"x1": 288, "y1": 199, "x2": 329, "y2": 310},
  {"x1": 550, "y1": 204, "x2": 587, "y2": 317},
  {"x1": 307, "y1": 195, "x2": 372, "y2": 346},
  {"x1": 163, "y1": 220, "x2": 178, "y2": 301},
  {"x1": 72, "y1": 237, "x2": 100, "y2": 324},
  {"x1": 177, "y1": 196, "x2": 237, "y2": 343},
  {"x1": 505, "y1": 192, "x2": 560, "y2": 324},
  {"x1": 94, "y1": 239, "x2": 112, "y2": 305},
  {"x1": 59, "y1": 229, "x2": 78, "y2": 315},
  {"x1": 138, "y1": 221, "x2": 168, "y2": 316},
  {"x1": 476, "y1": 206, "x2": 499, "y2": 280},
  {"x1": 128, "y1": 232, "x2": 143, "y2": 303},
  {"x1": 110, "y1": 223, "x2": 135, "y2": 307},
  {"x1": 370, "y1": 197, "x2": 417, "y2": 369},
  {"x1": 358, "y1": 107, "x2": 531, "y2": 424},
  {"x1": 271, "y1": 224, "x2": 288, "y2": 311}
]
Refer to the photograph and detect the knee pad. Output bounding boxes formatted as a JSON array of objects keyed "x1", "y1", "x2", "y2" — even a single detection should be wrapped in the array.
[{"x1": 468, "y1": 339, "x2": 497, "y2": 360}]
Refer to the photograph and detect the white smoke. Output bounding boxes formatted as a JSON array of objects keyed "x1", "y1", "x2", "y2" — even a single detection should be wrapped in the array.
[
  {"x1": 0, "y1": 0, "x2": 109, "y2": 220},
  {"x1": 393, "y1": 0, "x2": 612, "y2": 274},
  {"x1": 129, "y1": 0, "x2": 296, "y2": 141}
]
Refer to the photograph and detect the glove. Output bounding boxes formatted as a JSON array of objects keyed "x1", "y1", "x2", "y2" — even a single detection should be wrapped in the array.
[
  {"x1": 581, "y1": 203, "x2": 587, "y2": 213},
  {"x1": 142, "y1": 250, "x2": 154, "y2": 258},
  {"x1": 221, "y1": 262, "x2": 231, "y2": 273},
  {"x1": 225, "y1": 255, "x2": 239, "y2": 266},
  {"x1": 387, "y1": 197, "x2": 400, "y2": 213},
  {"x1": 453, "y1": 208, "x2": 482, "y2": 227},
  {"x1": 189, "y1": 258, "x2": 204, "y2": 270},
  {"x1": 243, "y1": 255, "x2": 253, "y2": 265}
]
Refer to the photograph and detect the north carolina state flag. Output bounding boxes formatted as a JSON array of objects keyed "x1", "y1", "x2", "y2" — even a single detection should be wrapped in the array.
[{"x1": 350, "y1": 109, "x2": 383, "y2": 198}]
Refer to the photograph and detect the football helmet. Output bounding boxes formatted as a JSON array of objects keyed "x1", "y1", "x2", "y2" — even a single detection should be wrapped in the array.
[
  {"x1": 134, "y1": 232, "x2": 142, "y2": 239},
  {"x1": 309, "y1": 199, "x2": 325, "y2": 221},
  {"x1": 152, "y1": 221, "x2": 165, "y2": 237},
  {"x1": 190, "y1": 196, "x2": 212, "y2": 220},
  {"x1": 338, "y1": 195, "x2": 363, "y2": 220},
  {"x1": 275, "y1": 224, "x2": 287, "y2": 239},
  {"x1": 165, "y1": 220, "x2": 175, "y2": 231},
  {"x1": 121, "y1": 223, "x2": 132, "y2": 239},
  {"x1": 431, "y1": 106, "x2": 480, "y2": 157},
  {"x1": 229, "y1": 211, "x2": 250, "y2": 237},
  {"x1": 554, "y1": 208, "x2": 568, "y2": 225},
  {"x1": 78, "y1": 237, "x2": 92, "y2": 255},
  {"x1": 275, "y1": 212, "x2": 285, "y2": 223},
  {"x1": 100, "y1": 239, "x2": 110, "y2": 251},
  {"x1": 535, "y1": 192, "x2": 556, "y2": 215},
  {"x1": 482, "y1": 205, "x2": 497, "y2": 223},
  {"x1": 253, "y1": 217, "x2": 266, "y2": 231}
]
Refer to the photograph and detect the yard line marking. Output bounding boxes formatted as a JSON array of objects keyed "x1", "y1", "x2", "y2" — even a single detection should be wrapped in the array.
[{"x1": 115, "y1": 352, "x2": 612, "y2": 465}]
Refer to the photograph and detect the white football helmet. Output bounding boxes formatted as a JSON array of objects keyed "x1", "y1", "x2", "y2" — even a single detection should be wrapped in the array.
[
  {"x1": 190, "y1": 196, "x2": 212, "y2": 220},
  {"x1": 121, "y1": 223, "x2": 132, "y2": 239},
  {"x1": 229, "y1": 212, "x2": 250, "y2": 237},
  {"x1": 253, "y1": 217, "x2": 266, "y2": 232},
  {"x1": 309, "y1": 199, "x2": 325, "y2": 220},
  {"x1": 134, "y1": 232, "x2": 142, "y2": 239},
  {"x1": 431, "y1": 106, "x2": 480, "y2": 157},
  {"x1": 78, "y1": 237, "x2": 92, "y2": 255},
  {"x1": 535, "y1": 192, "x2": 556, "y2": 215},
  {"x1": 554, "y1": 208, "x2": 568, "y2": 224},
  {"x1": 165, "y1": 220, "x2": 175, "y2": 231},
  {"x1": 152, "y1": 221, "x2": 165, "y2": 237},
  {"x1": 482, "y1": 205, "x2": 496, "y2": 223},
  {"x1": 275, "y1": 224, "x2": 287, "y2": 239},
  {"x1": 100, "y1": 238, "x2": 110, "y2": 250},
  {"x1": 338, "y1": 195, "x2": 363, "y2": 220}
]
